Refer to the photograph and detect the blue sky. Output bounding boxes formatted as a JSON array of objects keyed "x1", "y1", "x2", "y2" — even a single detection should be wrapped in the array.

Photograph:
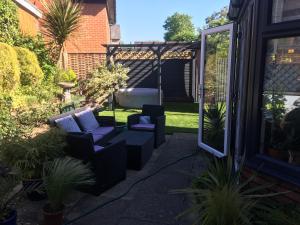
[{"x1": 117, "y1": 0, "x2": 230, "y2": 43}]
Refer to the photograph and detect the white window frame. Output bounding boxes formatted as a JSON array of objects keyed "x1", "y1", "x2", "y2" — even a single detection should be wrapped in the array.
[{"x1": 198, "y1": 23, "x2": 234, "y2": 158}]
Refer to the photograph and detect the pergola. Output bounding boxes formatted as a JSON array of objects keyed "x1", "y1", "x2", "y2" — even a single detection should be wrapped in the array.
[{"x1": 105, "y1": 42, "x2": 201, "y2": 105}]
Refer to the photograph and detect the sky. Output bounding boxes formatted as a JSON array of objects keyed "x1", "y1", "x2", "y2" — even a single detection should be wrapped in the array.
[{"x1": 117, "y1": 0, "x2": 230, "y2": 43}]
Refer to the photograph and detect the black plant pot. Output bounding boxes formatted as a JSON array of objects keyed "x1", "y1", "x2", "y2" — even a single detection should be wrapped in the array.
[
  {"x1": 0, "y1": 210, "x2": 17, "y2": 225},
  {"x1": 22, "y1": 179, "x2": 47, "y2": 201}
]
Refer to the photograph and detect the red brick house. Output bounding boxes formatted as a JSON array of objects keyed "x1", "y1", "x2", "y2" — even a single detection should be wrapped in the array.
[
  {"x1": 27, "y1": 0, "x2": 120, "y2": 78},
  {"x1": 13, "y1": 0, "x2": 42, "y2": 36}
]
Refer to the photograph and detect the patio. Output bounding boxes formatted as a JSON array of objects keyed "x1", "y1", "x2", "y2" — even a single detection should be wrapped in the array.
[{"x1": 17, "y1": 133, "x2": 205, "y2": 225}]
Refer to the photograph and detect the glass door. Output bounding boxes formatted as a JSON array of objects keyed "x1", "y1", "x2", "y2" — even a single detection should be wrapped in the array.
[{"x1": 198, "y1": 24, "x2": 234, "y2": 157}]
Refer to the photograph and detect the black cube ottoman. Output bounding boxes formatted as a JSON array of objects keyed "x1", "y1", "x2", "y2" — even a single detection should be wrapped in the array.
[{"x1": 109, "y1": 131, "x2": 154, "y2": 170}]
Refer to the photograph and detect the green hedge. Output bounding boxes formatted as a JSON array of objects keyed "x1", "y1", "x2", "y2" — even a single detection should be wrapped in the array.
[
  {"x1": 15, "y1": 47, "x2": 44, "y2": 86},
  {"x1": 0, "y1": 0, "x2": 19, "y2": 45},
  {"x1": 0, "y1": 43, "x2": 20, "y2": 92}
]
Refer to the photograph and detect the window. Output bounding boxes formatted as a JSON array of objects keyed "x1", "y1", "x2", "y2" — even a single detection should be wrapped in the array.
[
  {"x1": 260, "y1": 37, "x2": 300, "y2": 165},
  {"x1": 272, "y1": 0, "x2": 300, "y2": 23}
]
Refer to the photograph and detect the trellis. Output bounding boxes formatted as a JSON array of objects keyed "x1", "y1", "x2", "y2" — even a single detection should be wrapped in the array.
[{"x1": 105, "y1": 42, "x2": 201, "y2": 104}]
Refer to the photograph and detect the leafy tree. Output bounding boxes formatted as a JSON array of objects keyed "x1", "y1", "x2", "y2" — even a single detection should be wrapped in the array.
[
  {"x1": 42, "y1": 0, "x2": 82, "y2": 67},
  {"x1": 163, "y1": 13, "x2": 197, "y2": 42},
  {"x1": 204, "y1": 7, "x2": 229, "y2": 29},
  {"x1": 0, "y1": 0, "x2": 19, "y2": 45},
  {"x1": 83, "y1": 63, "x2": 129, "y2": 105}
]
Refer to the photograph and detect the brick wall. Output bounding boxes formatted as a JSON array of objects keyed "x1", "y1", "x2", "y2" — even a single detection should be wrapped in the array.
[
  {"x1": 26, "y1": 1, "x2": 112, "y2": 79},
  {"x1": 65, "y1": 3, "x2": 110, "y2": 54},
  {"x1": 243, "y1": 167, "x2": 300, "y2": 204},
  {"x1": 65, "y1": 2, "x2": 110, "y2": 78},
  {"x1": 17, "y1": 5, "x2": 40, "y2": 36}
]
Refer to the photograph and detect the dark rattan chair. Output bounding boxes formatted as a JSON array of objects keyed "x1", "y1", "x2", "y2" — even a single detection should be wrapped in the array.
[
  {"x1": 66, "y1": 132, "x2": 127, "y2": 196},
  {"x1": 127, "y1": 104, "x2": 166, "y2": 148}
]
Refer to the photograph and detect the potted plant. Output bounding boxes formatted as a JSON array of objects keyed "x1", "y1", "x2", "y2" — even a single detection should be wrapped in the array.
[
  {"x1": 266, "y1": 123, "x2": 288, "y2": 161},
  {"x1": 1, "y1": 128, "x2": 66, "y2": 201},
  {"x1": 263, "y1": 91, "x2": 287, "y2": 160},
  {"x1": 42, "y1": 157, "x2": 95, "y2": 225},
  {"x1": 0, "y1": 174, "x2": 20, "y2": 225},
  {"x1": 281, "y1": 107, "x2": 300, "y2": 165}
]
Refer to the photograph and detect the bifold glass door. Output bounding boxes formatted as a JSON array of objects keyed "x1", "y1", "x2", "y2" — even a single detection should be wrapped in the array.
[{"x1": 198, "y1": 24, "x2": 234, "y2": 157}]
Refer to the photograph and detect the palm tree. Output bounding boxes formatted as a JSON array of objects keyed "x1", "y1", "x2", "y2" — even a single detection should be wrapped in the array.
[{"x1": 42, "y1": 0, "x2": 82, "y2": 68}]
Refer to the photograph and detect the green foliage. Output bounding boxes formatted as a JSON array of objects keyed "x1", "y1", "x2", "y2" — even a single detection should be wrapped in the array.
[
  {"x1": 264, "y1": 91, "x2": 287, "y2": 123},
  {"x1": 203, "y1": 7, "x2": 230, "y2": 58},
  {"x1": 203, "y1": 103, "x2": 226, "y2": 151},
  {"x1": 0, "y1": 42, "x2": 20, "y2": 92},
  {"x1": 163, "y1": 13, "x2": 197, "y2": 41},
  {"x1": 0, "y1": 174, "x2": 20, "y2": 222},
  {"x1": 14, "y1": 35, "x2": 56, "y2": 81},
  {"x1": 204, "y1": 7, "x2": 229, "y2": 29},
  {"x1": 175, "y1": 156, "x2": 280, "y2": 225},
  {"x1": 281, "y1": 108, "x2": 300, "y2": 152},
  {"x1": 0, "y1": 96, "x2": 20, "y2": 143},
  {"x1": 84, "y1": 63, "x2": 129, "y2": 104},
  {"x1": 43, "y1": 157, "x2": 95, "y2": 212},
  {"x1": 1, "y1": 129, "x2": 66, "y2": 179},
  {"x1": 0, "y1": 0, "x2": 19, "y2": 45},
  {"x1": 54, "y1": 68, "x2": 77, "y2": 83},
  {"x1": 15, "y1": 47, "x2": 44, "y2": 86},
  {"x1": 43, "y1": 0, "x2": 82, "y2": 62}
]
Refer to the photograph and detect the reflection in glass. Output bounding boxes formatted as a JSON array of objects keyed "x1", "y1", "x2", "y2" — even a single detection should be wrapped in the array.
[
  {"x1": 202, "y1": 31, "x2": 229, "y2": 152},
  {"x1": 272, "y1": 0, "x2": 300, "y2": 23},
  {"x1": 261, "y1": 37, "x2": 300, "y2": 166}
]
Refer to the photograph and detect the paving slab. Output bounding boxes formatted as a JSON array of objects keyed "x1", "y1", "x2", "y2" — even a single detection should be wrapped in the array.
[{"x1": 17, "y1": 133, "x2": 205, "y2": 225}]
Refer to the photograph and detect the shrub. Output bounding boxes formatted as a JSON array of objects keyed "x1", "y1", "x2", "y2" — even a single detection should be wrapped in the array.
[
  {"x1": 15, "y1": 47, "x2": 44, "y2": 86},
  {"x1": 84, "y1": 63, "x2": 129, "y2": 104},
  {"x1": 0, "y1": 96, "x2": 20, "y2": 143},
  {"x1": 1, "y1": 128, "x2": 66, "y2": 179},
  {"x1": 14, "y1": 35, "x2": 56, "y2": 81},
  {"x1": 0, "y1": 0, "x2": 19, "y2": 45},
  {"x1": 54, "y1": 68, "x2": 77, "y2": 83},
  {"x1": 43, "y1": 157, "x2": 94, "y2": 212},
  {"x1": 0, "y1": 43, "x2": 20, "y2": 92}
]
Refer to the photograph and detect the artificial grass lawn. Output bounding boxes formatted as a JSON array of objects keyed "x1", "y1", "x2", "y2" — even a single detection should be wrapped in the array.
[{"x1": 101, "y1": 102, "x2": 199, "y2": 134}]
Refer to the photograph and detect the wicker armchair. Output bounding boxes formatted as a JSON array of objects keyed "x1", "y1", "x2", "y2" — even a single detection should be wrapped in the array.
[
  {"x1": 66, "y1": 132, "x2": 127, "y2": 196},
  {"x1": 127, "y1": 105, "x2": 166, "y2": 148}
]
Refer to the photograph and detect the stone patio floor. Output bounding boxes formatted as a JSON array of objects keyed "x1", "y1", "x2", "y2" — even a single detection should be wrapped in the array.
[{"x1": 18, "y1": 133, "x2": 206, "y2": 225}]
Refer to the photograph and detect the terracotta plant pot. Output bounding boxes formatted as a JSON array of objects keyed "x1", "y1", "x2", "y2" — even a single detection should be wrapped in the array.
[
  {"x1": 0, "y1": 210, "x2": 17, "y2": 225},
  {"x1": 43, "y1": 204, "x2": 64, "y2": 225},
  {"x1": 267, "y1": 148, "x2": 288, "y2": 161}
]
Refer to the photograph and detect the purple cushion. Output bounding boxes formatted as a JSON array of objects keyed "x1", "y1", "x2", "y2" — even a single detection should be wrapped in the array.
[
  {"x1": 94, "y1": 145, "x2": 104, "y2": 152},
  {"x1": 91, "y1": 126, "x2": 114, "y2": 136},
  {"x1": 131, "y1": 123, "x2": 155, "y2": 131},
  {"x1": 139, "y1": 116, "x2": 151, "y2": 124},
  {"x1": 75, "y1": 108, "x2": 99, "y2": 132},
  {"x1": 91, "y1": 133, "x2": 104, "y2": 143},
  {"x1": 55, "y1": 115, "x2": 81, "y2": 133},
  {"x1": 89, "y1": 126, "x2": 114, "y2": 143}
]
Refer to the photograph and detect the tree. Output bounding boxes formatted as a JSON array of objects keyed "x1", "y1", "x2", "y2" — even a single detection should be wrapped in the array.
[
  {"x1": 42, "y1": 0, "x2": 82, "y2": 67},
  {"x1": 83, "y1": 63, "x2": 129, "y2": 105},
  {"x1": 163, "y1": 13, "x2": 197, "y2": 42},
  {"x1": 204, "y1": 7, "x2": 229, "y2": 29}
]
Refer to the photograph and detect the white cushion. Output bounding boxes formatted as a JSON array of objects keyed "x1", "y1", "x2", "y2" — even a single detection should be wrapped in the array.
[
  {"x1": 139, "y1": 116, "x2": 151, "y2": 124},
  {"x1": 55, "y1": 115, "x2": 81, "y2": 132},
  {"x1": 75, "y1": 108, "x2": 99, "y2": 132}
]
